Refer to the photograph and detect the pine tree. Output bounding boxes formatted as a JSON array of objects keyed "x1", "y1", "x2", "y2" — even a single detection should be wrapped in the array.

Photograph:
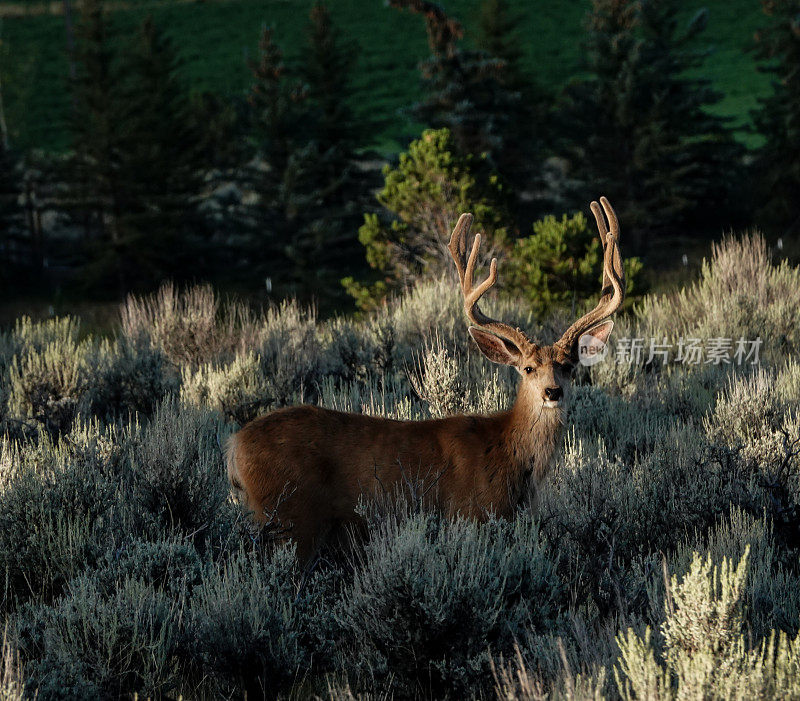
[
  {"x1": 68, "y1": 7, "x2": 209, "y2": 292},
  {"x1": 250, "y1": 27, "x2": 305, "y2": 180},
  {"x1": 561, "y1": 0, "x2": 741, "y2": 251},
  {"x1": 343, "y1": 128, "x2": 511, "y2": 309},
  {"x1": 248, "y1": 26, "x2": 309, "y2": 282},
  {"x1": 476, "y1": 0, "x2": 550, "y2": 213},
  {"x1": 504, "y1": 211, "x2": 642, "y2": 319},
  {"x1": 187, "y1": 91, "x2": 243, "y2": 169},
  {"x1": 390, "y1": 0, "x2": 523, "y2": 172},
  {"x1": 0, "y1": 30, "x2": 24, "y2": 284},
  {"x1": 249, "y1": 13, "x2": 364, "y2": 300},
  {"x1": 303, "y1": 2, "x2": 357, "y2": 160},
  {"x1": 292, "y1": 2, "x2": 363, "y2": 292},
  {"x1": 122, "y1": 15, "x2": 206, "y2": 284},
  {"x1": 67, "y1": 0, "x2": 130, "y2": 293},
  {"x1": 752, "y1": 0, "x2": 800, "y2": 235},
  {"x1": 477, "y1": 0, "x2": 523, "y2": 84},
  {"x1": 637, "y1": 1, "x2": 743, "y2": 233}
]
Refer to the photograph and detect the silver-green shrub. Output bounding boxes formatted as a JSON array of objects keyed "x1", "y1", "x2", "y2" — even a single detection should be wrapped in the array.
[
  {"x1": 316, "y1": 373, "x2": 421, "y2": 419},
  {"x1": 15, "y1": 576, "x2": 184, "y2": 699},
  {"x1": 636, "y1": 234, "x2": 800, "y2": 358},
  {"x1": 253, "y1": 299, "x2": 342, "y2": 406},
  {"x1": 89, "y1": 537, "x2": 203, "y2": 599},
  {"x1": 87, "y1": 335, "x2": 177, "y2": 420},
  {"x1": 705, "y1": 365, "x2": 800, "y2": 479},
  {"x1": 540, "y1": 423, "x2": 726, "y2": 610},
  {"x1": 2, "y1": 231, "x2": 800, "y2": 699},
  {"x1": 119, "y1": 398, "x2": 231, "y2": 542},
  {"x1": 336, "y1": 503, "x2": 565, "y2": 697},
  {"x1": 187, "y1": 545, "x2": 326, "y2": 698},
  {"x1": 0, "y1": 423, "x2": 119, "y2": 606}
]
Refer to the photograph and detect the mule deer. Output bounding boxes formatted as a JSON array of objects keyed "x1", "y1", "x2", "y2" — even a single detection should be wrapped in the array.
[{"x1": 227, "y1": 197, "x2": 626, "y2": 565}]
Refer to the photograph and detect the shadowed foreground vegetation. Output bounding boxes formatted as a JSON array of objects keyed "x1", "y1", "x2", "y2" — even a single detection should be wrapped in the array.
[{"x1": 2, "y1": 234, "x2": 800, "y2": 698}]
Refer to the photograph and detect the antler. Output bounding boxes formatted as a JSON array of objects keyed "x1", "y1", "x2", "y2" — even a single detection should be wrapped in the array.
[
  {"x1": 555, "y1": 197, "x2": 625, "y2": 355},
  {"x1": 448, "y1": 213, "x2": 534, "y2": 352}
]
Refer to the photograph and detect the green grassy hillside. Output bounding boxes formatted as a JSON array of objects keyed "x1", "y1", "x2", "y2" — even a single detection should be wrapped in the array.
[{"x1": 2, "y1": 0, "x2": 770, "y2": 153}]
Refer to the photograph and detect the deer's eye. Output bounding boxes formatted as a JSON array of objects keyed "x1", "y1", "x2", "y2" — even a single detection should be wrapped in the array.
[{"x1": 524, "y1": 366, "x2": 534, "y2": 374}]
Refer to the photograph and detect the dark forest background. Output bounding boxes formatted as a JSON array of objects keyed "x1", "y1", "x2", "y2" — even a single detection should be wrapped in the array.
[{"x1": 1, "y1": 0, "x2": 799, "y2": 321}]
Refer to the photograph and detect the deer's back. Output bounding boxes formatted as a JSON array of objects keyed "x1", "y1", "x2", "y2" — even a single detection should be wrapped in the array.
[{"x1": 231, "y1": 404, "x2": 514, "y2": 519}]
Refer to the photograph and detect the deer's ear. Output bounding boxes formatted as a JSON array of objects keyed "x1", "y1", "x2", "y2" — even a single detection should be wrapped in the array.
[
  {"x1": 563, "y1": 319, "x2": 615, "y2": 363},
  {"x1": 468, "y1": 327, "x2": 522, "y2": 366},
  {"x1": 585, "y1": 319, "x2": 614, "y2": 345}
]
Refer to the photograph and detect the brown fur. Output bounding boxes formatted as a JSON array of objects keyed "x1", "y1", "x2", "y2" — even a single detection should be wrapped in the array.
[{"x1": 227, "y1": 344, "x2": 572, "y2": 566}]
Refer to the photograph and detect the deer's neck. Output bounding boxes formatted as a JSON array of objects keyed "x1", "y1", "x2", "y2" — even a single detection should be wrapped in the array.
[{"x1": 503, "y1": 387, "x2": 564, "y2": 483}]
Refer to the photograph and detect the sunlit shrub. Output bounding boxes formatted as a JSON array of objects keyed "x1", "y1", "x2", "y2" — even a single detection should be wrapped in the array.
[
  {"x1": 7, "y1": 332, "x2": 93, "y2": 435},
  {"x1": 181, "y1": 350, "x2": 271, "y2": 424},
  {"x1": 12, "y1": 316, "x2": 81, "y2": 353},
  {"x1": 493, "y1": 645, "x2": 608, "y2": 701},
  {"x1": 121, "y1": 282, "x2": 258, "y2": 366},
  {"x1": 614, "y1": 548, "x2": 800, "y2": 700},
  {"x1": 637, "y1": 234, "x2": 800, "y2": 358},
  {"x1": 409, "y1": 337, "x2": 470, "y2": 418},
  {"x1": 0, "y1": 629, "x2": 25, "y2": 701},
  {"x1": 666, "y1": 508, "x2": 800, "y2": 640}
]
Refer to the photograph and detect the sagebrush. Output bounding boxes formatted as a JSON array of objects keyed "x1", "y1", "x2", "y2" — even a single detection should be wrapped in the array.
[{"x1": 1, "y1": 234, "x2": 799, "y2": 699}]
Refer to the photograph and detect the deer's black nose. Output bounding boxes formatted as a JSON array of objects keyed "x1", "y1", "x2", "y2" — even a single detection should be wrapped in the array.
[{"x1": 544, "y1": 386, "x2": 563, "y2": 401}]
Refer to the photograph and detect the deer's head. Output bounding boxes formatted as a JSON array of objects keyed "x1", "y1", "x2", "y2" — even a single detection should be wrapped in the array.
[{"x1": 448, "y1": 198, "x2": 625, "y2": 412}]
